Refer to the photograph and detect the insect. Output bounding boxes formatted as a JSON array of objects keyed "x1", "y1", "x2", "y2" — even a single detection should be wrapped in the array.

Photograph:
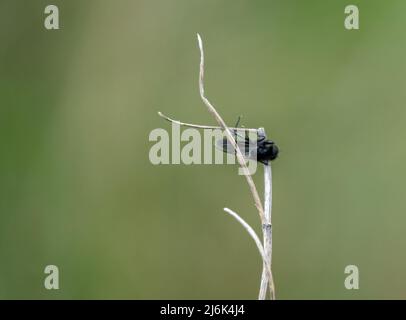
[{"x1": 216, "y1": 117, "x2": 279, "y2": 165}]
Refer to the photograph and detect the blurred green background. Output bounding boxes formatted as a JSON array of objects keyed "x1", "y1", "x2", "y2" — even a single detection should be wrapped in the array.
[{"x1": 0, "y1": 0, "x2": 405, "y2": 299}]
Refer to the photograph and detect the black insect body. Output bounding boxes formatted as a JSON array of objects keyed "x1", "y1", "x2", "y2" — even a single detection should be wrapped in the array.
[
  {"x1": 256, "y1": 135, "x2": 279, "y2": 164},
  {"x1": 217, "y1": 131, "x2": 279, "y2": 165}
]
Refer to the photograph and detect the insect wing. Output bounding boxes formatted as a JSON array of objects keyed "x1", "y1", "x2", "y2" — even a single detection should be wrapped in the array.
[{"x1": 215, "y1": 136, "x2": 258, "y2": 159}]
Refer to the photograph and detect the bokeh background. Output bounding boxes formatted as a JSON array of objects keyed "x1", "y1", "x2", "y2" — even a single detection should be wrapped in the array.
[{"x1": 0, "y1": 0, "x2": 405, "y2": 299}]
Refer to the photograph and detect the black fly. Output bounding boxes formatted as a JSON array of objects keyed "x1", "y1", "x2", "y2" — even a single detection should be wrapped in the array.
[{"x1": 216, "y1": 117, "x2": 279, "y2": 165}]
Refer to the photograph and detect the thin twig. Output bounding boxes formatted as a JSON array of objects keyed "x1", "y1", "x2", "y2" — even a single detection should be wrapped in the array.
[
  {"x1": 196, "y1": 33, "x2": 265, "y2": 224},
  {"x1": 224, "y1": 207, "x2": 274, "y2": 294},
  {"x1": 223, "y1": 208, "x2": 266, "y2": 261},
  {"x1": 197, "y1": 35, "x2": 275, "y2": 299},
  {"x1": 258, "y1": 144, "x2": 275, "y2": 299},
  {"x1": 158, "y1": 34, "x2": 276, "y2": 300},
  {"x1": 158, "y1": 111, "x2": 258, "y2": 132}
]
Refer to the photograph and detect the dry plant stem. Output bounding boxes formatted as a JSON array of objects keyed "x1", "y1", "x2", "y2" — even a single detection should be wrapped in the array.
[
  {"x1": 258, "y1": 143, "x2": 275, "y2": 300},
  {"x1": 197, "y1": 34, "x2": 275, "y2": 299},
  {"x1": 158, "y1": 112, "x2": 258, "y2": 133},
  {"x1": 159, "y1": 34, "x2": 276, "y2": 300},
  {"x1": 223, "y1": 208, "x2": 273, "y2": 288},
  {"x1": 196, "y1": 34, "x2": 265, "y2": 224}
]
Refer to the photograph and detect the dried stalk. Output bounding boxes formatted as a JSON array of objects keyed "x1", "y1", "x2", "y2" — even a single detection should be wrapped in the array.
[
  {"x1": 197, "y1": 34, "x2": 274, "y2": 299},
  {"x1": 196, "y1": 34, "x2": 265, "y2": 224},
  {"x1": 224, "y1": 208, "x2": 273, "y2": 288},
  {"x1": 158, "y1": 111, "x2": 258, "y2": 132},
  {"x1": 158, "y1": 34, "x2": 276, "y2": 299},
  {"x1": 258, "y1": 135, "x2": 275, "y2": 299}
]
